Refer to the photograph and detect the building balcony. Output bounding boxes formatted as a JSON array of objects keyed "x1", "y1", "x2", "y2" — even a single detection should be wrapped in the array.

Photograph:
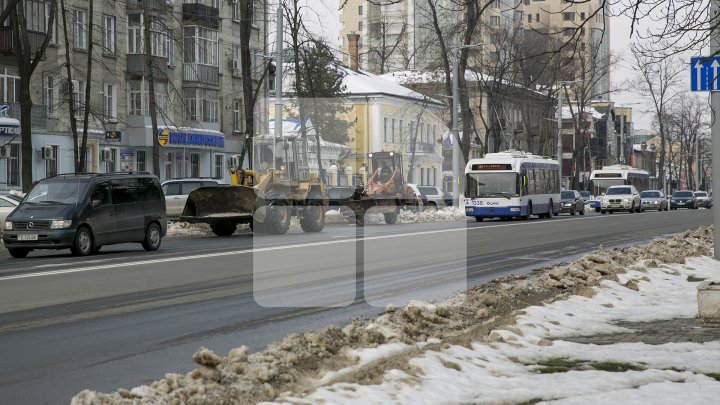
[
  {"x1": 0, "y1": 27, "x2": 45, "y2": 55},
  {"x1": 183, "y1": 63, "x2": 219, "y2": 86},
  {"x1": 182, "y1": 3, "x2": 220, "y2": 29},
  {"x1": 406, "y1": 142, "x2": 436, "y2": 154},
  {"x1": 126, "y1": 54, "x2": 168, "y2": 78},
  {"x1": 5, "y1": 102, "x2": 47, "y2": 130},
  {"x1": 126, "y1": 0, "x2": 171, "y2": 12}
]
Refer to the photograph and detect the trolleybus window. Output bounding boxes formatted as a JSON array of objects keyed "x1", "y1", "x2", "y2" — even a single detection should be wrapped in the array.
[{"x1": 466, "y1": 172, "x2": 519, "y2": 198}]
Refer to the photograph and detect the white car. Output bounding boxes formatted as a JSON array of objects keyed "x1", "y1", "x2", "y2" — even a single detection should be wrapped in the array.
[
  {"x1": 600, "y1": 185, "x2": 642, "y2": 214},
  {"x1": 0, "y1": 194, "x2": 21, "y2": 234},
  {"x1": 161, "y1": 179, "x2": 226, "y2": 218}
]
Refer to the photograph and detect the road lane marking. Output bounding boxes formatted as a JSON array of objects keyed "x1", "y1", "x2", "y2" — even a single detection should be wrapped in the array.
[{"x1": 0, "y1": 213, "x2": 689, "y2": 282}]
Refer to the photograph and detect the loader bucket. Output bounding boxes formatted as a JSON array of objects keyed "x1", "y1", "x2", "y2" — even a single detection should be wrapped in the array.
[{"x1": 181, "y1": 185, "x2": 259, "y2": 219}]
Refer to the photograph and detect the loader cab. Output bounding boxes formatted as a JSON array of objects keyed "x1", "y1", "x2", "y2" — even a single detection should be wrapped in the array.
[
  {"x1": 369, "y1": 152, "x2": 404, "y2": 193},
  {"x1": 254, "y1": 136, "x2": 310, "y2": 183}
]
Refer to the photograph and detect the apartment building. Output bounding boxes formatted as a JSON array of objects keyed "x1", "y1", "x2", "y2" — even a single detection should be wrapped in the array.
[
  {"x1": 0, "y1": 0, "x2": 267, "y2": 189},
  {"x1": 523, "y1": 0, "x2": 611, "y2": 100}
]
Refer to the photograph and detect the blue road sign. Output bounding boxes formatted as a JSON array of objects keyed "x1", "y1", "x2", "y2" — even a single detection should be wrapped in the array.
[{"x1": 691, "y1": 56, "x2": 720, "y2": 91}]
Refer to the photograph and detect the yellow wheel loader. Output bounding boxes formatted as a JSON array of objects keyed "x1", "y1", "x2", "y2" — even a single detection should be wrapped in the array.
[{"x1": 180, "y1": 136, "x2": 327, "y2": 236}]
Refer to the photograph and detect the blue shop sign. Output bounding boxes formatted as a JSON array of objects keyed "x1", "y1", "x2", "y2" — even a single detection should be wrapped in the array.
[
  {"x1": 0, "y1": 117, "x2": 20, "y2": 136},
  {"x1": 157, "y1": 128, "x2": 224, "y2": 149}
]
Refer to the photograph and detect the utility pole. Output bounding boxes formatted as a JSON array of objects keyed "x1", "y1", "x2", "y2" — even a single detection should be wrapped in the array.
[
  {"x1": 620, "y1": 114, "x2": 625, "y2": 164},
  {"x1": 695, "y1": 138, "x2": 700, "y2": 190},
  {"x1": 556, "y1": 86, "x2": 563, "y2": 190},
  {"x1": 274, "y1": 6, "x2": 283, "y2": 169},
  {"x1": 712, "y1": 0, "x2": 720, "y2": 258},
  {"x1": 452, "y1": 60, "x2": 460, "y2": 206}
]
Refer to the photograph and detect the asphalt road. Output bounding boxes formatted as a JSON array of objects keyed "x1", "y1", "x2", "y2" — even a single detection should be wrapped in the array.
[{"x1": 0, "y1": 209, "x2": 712, "y2": 404}]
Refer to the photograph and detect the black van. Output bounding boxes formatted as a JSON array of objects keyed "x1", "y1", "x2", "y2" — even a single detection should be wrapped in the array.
[{"x1": 2, "y1": 173, "x2": 167, "y2": 258}]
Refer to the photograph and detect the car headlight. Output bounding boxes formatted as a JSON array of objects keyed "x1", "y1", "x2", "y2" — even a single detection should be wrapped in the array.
[
  {"x1": 623, "y1": 198, "x2": 631, "y2": 203},
  {"x1": 4, "y1": 221, "x2": 11, "y2": 230},
  {"x1": 50, "y1": 219, "x2": 72, "y2": 229}
]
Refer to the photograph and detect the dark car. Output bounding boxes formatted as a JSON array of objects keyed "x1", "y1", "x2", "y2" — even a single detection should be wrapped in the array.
[
  {"x1": 3, "y1": 173, "x2": 167, "y2": 258},
  {"x1": 560, "y1": 190, "x2": 585, "y2": 215},
  {"x1": 670, "y1": 190, "x2": 698, "y2": 210}
]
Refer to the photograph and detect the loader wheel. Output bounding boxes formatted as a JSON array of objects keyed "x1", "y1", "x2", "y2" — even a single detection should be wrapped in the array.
[
  {"x1": 264, "y1": 197, "x2": 290, "y2": 235},
  {"x1": 300, "y1": 198, "x2": 325, "y2": 233},
  {"x1": 211, "y1": 223, "x2": 237, "y2": 237}
]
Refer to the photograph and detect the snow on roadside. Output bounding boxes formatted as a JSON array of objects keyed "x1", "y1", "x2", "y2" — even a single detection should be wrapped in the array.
[
  {"x1": 166, "y1": 221, "x2": 211, "y2": 237},
  {"x1": 276, "y1": 255, "x2": 720, "y2": 404},
  {"x1": 70, "y1": 226, "x2": 717, "y2": 405}
]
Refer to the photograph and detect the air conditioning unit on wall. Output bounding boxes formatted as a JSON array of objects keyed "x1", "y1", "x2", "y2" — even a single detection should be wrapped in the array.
[
  {"x1": 0, "y1": 145, "x2": 10, "y2": 159},
  {"x1": 101, "y1": 148, "x2": 113, "y2": 162},
  {"x1": 41, "y1": 146, "x2": 54, "y2": 160}
]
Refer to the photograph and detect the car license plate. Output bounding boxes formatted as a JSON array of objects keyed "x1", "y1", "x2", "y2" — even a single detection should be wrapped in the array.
[{"x1": 18, "y1": 234, "x2": 38, "y2": 241}]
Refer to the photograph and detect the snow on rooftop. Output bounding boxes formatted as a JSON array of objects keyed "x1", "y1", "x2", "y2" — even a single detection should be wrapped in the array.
[{"x1": 340, "y1": 67, "x2": 444, "y2": 105}]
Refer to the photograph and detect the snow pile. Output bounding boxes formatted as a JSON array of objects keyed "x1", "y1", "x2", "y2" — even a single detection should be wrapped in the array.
[
  {"x1": 166, "y1": 221, "x2": 210, "y2": 237},
  {"x1": 71, "y1": 226, "x2": 715, "y2": 405},
  {"x1": 397, "y1": 207, "x2": 467, "y2": 223}
]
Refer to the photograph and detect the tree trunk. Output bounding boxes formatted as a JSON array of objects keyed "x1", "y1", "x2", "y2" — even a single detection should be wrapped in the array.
[
  {"x1": 19, "y1": 82, "x2": 33, "y2": 191},
  {"x1": 238, "y1": 0, "x2": 254, "y2": 169},
  {"x1": 144, "y1": 5, "x2": 160, "y2": 176},
  {"x1": 79, "y1": 0, "x2": 94, "y2": 172},
  {"x1": 60, "y1": 0, "x2": 80, "y2": 172}
]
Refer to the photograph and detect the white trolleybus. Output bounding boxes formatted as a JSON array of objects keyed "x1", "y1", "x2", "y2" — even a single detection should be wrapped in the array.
[
  {"x1": 588, "y1": 165, "x2": 656, "y2": 195},
  {"x1": 464, "y1": 151, "x2": 561, "y2": 221}
]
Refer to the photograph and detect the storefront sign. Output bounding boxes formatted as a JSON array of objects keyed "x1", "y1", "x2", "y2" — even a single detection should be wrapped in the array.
[
  {"x1": 121, "y1": 151, "x2": 134, "y2": 157},
  {"x1": 0, "y1": 116, "x2": 20, "y2": 136},
  {"x1": 105, "y1": 130, "x2": 121, "y2": 142},
  {"x1": 157, "y1": 128, "x2": 224, "y2": 149}
]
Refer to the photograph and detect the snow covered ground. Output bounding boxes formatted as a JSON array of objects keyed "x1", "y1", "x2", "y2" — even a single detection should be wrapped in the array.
[
  {"x1": 272, "y1": 255, "x2": 720, "y2": 405},
  {"x1": 71, "y1": 227, "x2": 718, "y2": 405}
]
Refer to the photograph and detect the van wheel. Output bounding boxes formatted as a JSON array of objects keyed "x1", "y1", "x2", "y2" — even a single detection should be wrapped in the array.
[
  {"x1": 142, "y1": 223, "x2": 162, "y2": 251},
  {"x1": 71, "y1": 227, "x2": 95, "y2": 256},
  {"x1": 8, "y1": 248, "x2": 29, "y2": 258}
]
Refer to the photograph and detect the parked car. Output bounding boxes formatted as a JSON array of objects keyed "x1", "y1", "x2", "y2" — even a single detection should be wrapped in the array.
[
  {"x1": 406, "y1": 183, "x2": 430, "y2": 211},
  {"x1": 417, "y1": 186, "x2": 451, "y2": 209},
  {"x1": 3, "y1": 173, "x2": 166, "y2": 258},
  {"x1": 670, "y1": 190, "x2": 698, "y2": 210},
  {"x1": 560, "y1": 190, "x2": 585, "y2": 215},
  {"x1": 600, "y1": 185, "x2": 642, "y2": 214},
  {"x1": 0, "y1": 193, "x2": 21, "y2": 235},
  {"x1": 161, "y1": 178, "x2": 226, "y2": 218},
  {"x1": 694, "y1": 191, "x2": 713, "y2": 208},
  {"x1": 579, "y1": 191, "x2": 591, "y2": 203},
  {"x1": 640, "y1": 190, "x2": 668, "y2": 211}
]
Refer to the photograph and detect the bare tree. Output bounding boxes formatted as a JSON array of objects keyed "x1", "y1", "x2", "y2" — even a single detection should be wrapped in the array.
[
  {"x1": 630, "y1": 47, "x2": 683, "y2": 192},
  {"x1": 365, "y1": 15, "x2": 408, "y2": 74},
  {"x1": 664, "y1": 94, "x2": 709, "y2": 190},
  {"x1": 9, "y1": 0, "x2": 57, "y2": 191}
]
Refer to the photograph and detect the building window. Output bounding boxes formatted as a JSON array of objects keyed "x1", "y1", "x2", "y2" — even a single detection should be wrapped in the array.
[
  {"x1": 26, "y1": 1, "x2": 47, "y2": 32},
  {"x1": 44, "y1": 1, "x2": 57, "y2": 44},
  {"x1": 383, "y1": 117, "x2": 388, "y2": 142},
  {"x1": 164, "y1": 152, "x2": 173, "y2": 180},
  {"x1": 419, "y1": 121, "x2": 424, "y2": 143},
  {"x1": 232, "y1": 0, "x2": 241, "y2": 21},
  {"x1": 137, "y1": 150, "x2": 147, "y2": 172},
  {"x1": 358, "y1": 5, "x2": 363, "y2": 15},
  {"x1": 536, "y1": 13, "x2": 540, "y2": 22},
  {"x1": 104, "y1": 83, "x2": 116, "y2": 119},
  {"x1": 105, "y1": 149, "x2": 117, "y2": 173},
  {"x1": 358, "y1": 21, "x2": 363, "y2": 31},
  {"x1": 190, "y1": 153, "x2": 200, "y2": 177},
  {"x1": 128, "y1": 80, "x2": 170, "y2": 117},
  {"x1": 45, "y1": 145, "x2": 58, "y2": 177},
  {"x1": 6, "y1": 143, "x2": 19, "y2": 186},
  {"x1": 528, "y1": 14, "x2": 532, "y2": 23},
  {"x1": 45, "y1": 74, "x2": 57, "y2": 116},
  {"x1": 183, "y1": 0, "x2": 219, "y2": 7},
  {"x1": 391, "y1": 118, "x2": 396, "y2": 143},
  {"x1": 103, "y1": 15, "x2": 115, "y2": 54},
  {"x1": 214, "y1": 154, "x2": 224, "y2": 179},
  {"x1": 580, "y1": 12, "x2": 586, "y2": 20},
  {"x1": 128, "y1": 80, "x2": 143, "y2": 115},
  {"x1": 73, "y1": 80, "x2": 86, "y2": 118},
  {"x1": 74, "y1": 9, "x2": 87, "y2": 49},
  {"x1": 580, "y1": 27, "x2": 586, "y2": 36},
  {"x1": 563, "y1": 12, "x2": 575, "y2": 21},
  {"x1": 184, "y1": 88, "x2": 219, "y2": 122},
  {"x1": 184, "y1": 26, "x2": 219, "y2": 66},
  {"x1": 128, "y1": 14, "x2": 142, "y2": 54},
  {"x1": 490, "y1": 16, "x2": 500, "y2": 26},
  {"x1": 399, "y1": 119, "x2": 404, "y2": 141},
  {"x1": 233, "y1": 99, "x2": 244, "y2": 132}
]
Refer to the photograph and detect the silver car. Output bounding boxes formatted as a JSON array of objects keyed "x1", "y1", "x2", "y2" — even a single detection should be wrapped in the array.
[
  {"x1": 161, "y1": 178, "x2": 226, "y2": 218},
  {"x1": 640, "y1": 190, "x2": 668, "y2": 211},
  {"x1": 694, "y1": 191, "x2": 713, "y2": 208},
  {"x1": 600, "y1": 185, "x2": 642, "y2": 214}
]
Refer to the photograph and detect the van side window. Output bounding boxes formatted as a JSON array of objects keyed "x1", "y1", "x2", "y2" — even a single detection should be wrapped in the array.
[
  {"x1": 91, "y1": 182, "x2": 111, "y2": 205},
  {"x1": 111, "y1": 178, "x2": 141, "y2": 204},
  {"x1": 139, "y1": 178, "x2": 163, "y2": 201}
]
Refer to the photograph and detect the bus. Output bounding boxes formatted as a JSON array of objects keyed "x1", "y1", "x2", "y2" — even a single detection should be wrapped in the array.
[
  {"x1": 464, "y1": 151, "x2": 561, "y2": 221},
  {"x1": 588, "y1": 165, "x2": 657, "y2": 196}
]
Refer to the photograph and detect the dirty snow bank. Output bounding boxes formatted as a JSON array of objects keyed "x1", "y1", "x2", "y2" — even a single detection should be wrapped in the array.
[
  {"x1": 328, "y1": 207, "x2": 468, "y2": 225},
  {"x1": 71, "y1": 226, "x2": 715, "y2": 405},
  {"x1": 166, "y1": 221, "x2": 211, "y2": 237}
]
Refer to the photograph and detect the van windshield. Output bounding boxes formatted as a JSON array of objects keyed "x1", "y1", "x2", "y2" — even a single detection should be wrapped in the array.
[{"x1": 24, "y1": 178, "x2": 90, "y2": 205}]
